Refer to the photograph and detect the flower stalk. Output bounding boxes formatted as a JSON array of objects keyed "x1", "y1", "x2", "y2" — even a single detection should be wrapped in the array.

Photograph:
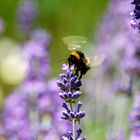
[
  {"x1": 72, "y1": 119, "x2": 76, "y2": 140},
  {"x1": 57, "y1": 64, "x2": 86, "y2": 140}
]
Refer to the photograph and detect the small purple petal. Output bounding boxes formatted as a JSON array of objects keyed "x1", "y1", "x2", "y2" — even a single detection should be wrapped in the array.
[
  {"x1": 60, "y1": 73, "x2": 66, "y2": 80},
  {"x1": 70, "y1": 112, "x2": 75, "y2": 118},
  {"x1": 75, "y1": 101, "x2": 83, "y2": 113},
  {"x1": 129, "y1": 19, "x2": 139, "y2": 29},
  {"x1": 57, "y1": 81, "x2": 65, "y2": 88},
  {"x1": 70, "y1": 75, "x2": 78, "y2": 84},
  {"x1": 76, "y1": 128, "x2": 82, "y2": 138},
  {"x1": 68, "y1": 92, "x2": 72, "y2": 98},
  {"x1": 74, "y1": 80, "x2": 82, "y2": 87},
  {"x1": 62, "y1": 64, "x2": 69, "y2": 70},
  {"x1": 62, "y1": 103, "x2": 70, "y2": 113},
  {"x1": 62, "y1": 112, "x2": 70, "y2": 118},
  {"x1": 72, "y1": 91, "x2": 81, "y2": 99}
]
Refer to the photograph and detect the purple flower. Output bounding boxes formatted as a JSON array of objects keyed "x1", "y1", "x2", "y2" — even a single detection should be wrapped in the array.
[
  {"x1": 57, "y1": 65, "x2": 82, "y2": 101},
  {"x1": 0, "y1": 129, "x2": 8, "y2": 139},
  {"x1": 0, "y1": 31, "x2": 69, "y2": 139},
  {"x1": 95, "y1": 0, "x2": 135, "y2": 80},
  {"x1": 61, "y1": 102, "x2": 85, "y2": 121},
  {"x1": 62, "y1": 128, "x2": 86, "y2": 140},
  {"x1": 114, "y1": 77, "x2": 133, "y2": 97},
  {"x1": 130, "y1": 0, "x2": 140, "y2": 31},
  {"x1": 93, "y1": 0, "x2": 140, "y2": 98},
  {"x1": 108, "y1": 129, "x2": 126, "y2": 140},
  {"x1": 23, "y1": 30, "x2": 51, "y2": 78},
  {"x1": 129, "y1": 12, "x2": 139, "y2": 29},
  {"x1": 130, "y1": 130, "x2": 140, "y2": 140},
  {"x1": 57, "y1": 64, "x2": 82, "y2": 97},
  {"x1": 57, "y1": 64, "x2": 86, "y2": 139},
  {"x1": 124, "y1": 45, "x2": 140, "y2": 76},
  {"x1": 2, "y1": 92, "x2": 30, "y2": 138},
  {"x1": 17, "y1": 0, "x2": 38, "y2": 36},
  {"x1": 31, "y1": 29, "x2": 51, "y2": 47}
]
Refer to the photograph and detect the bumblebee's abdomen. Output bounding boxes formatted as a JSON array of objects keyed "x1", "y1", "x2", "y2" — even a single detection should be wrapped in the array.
[
  {"x1": 80, "y1": 62, "x2": 90, "y2": 75},
  {"x1": 81, "y1": 67, "x2": 90, "y2": 75}
]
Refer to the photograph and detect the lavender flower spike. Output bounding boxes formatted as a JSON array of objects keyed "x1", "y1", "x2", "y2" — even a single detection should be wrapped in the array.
[
  {"x1": 57, "y1": 64, "x2": 86, "y2": 140},
  {"x1": 130, "y1": 0, "x2": 140, "y2": 31},
  {"x1": 17, "y1": 0, "x2": 38, "y2": 36}
]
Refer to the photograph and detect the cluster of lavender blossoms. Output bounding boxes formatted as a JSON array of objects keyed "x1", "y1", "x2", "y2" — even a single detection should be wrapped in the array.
[
  {"x1": 94, "y1": 0, "x2": 135, "y2": 97},
  {"x1": 17, "y1": 0, "x2": 38, "y2": 37},
  {"x1": 57, "y1": 64, "x2": 86, "y2": 140},
  {"x1": 0, "y1": 30, "x2": 68, "y2": 140},
  {"x1": 128, "y1": 1, "x2": 140, "y2": 139},
  {"x1": 130, "y1": 0, "x2": 140, "y2": 30},
  {"x1": 126, "y1": 0, "x2": 140, "y2": 78}
]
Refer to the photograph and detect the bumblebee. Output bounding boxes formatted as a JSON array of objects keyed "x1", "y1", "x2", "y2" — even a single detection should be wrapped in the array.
[
  {"x1": 67, "y1": 50, "x2": 90, "y2": 79},
  {"x1": 63, "y1": 36, "x2": 105, "y2": 79}
]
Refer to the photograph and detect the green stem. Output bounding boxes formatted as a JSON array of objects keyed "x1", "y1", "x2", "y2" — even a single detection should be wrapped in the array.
[
  {"x1": 72, "y1": 119, "x2": 76, "y2": 140},
  {"x1": 69, "y1": 101, "x2": 76, "y2": 140},
  {"x1": 70, "y1": 101, "x2": 73, "y2": 111}
]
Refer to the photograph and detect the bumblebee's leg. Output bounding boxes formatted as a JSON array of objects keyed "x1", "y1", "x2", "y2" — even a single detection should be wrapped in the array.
[
  {"x1": 79, "y1": 73, "x2": 82, "y2": 79},
  {"x1": 68, "y1": 61, "x2": 72, "y2": 68},
  {"x1": 75, "y1": 68, "x2": 79, "y2": 76},
  {"x1": 68, "y1": 61, "x2": 71, "y2": 66}
]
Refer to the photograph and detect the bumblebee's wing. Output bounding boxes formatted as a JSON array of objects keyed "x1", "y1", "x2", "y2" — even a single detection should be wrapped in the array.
[
  {"x1": 62, "y1": 36, "x2": 87, "y2": 51},
  {"x1": 88, "y1": 54, "x2": 106, "y2": 67}
]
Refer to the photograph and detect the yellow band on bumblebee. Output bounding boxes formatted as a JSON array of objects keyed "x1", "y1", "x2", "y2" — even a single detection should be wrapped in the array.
[{"x1": 71, "y1": 51, "x2": 80, "y2": 60}]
